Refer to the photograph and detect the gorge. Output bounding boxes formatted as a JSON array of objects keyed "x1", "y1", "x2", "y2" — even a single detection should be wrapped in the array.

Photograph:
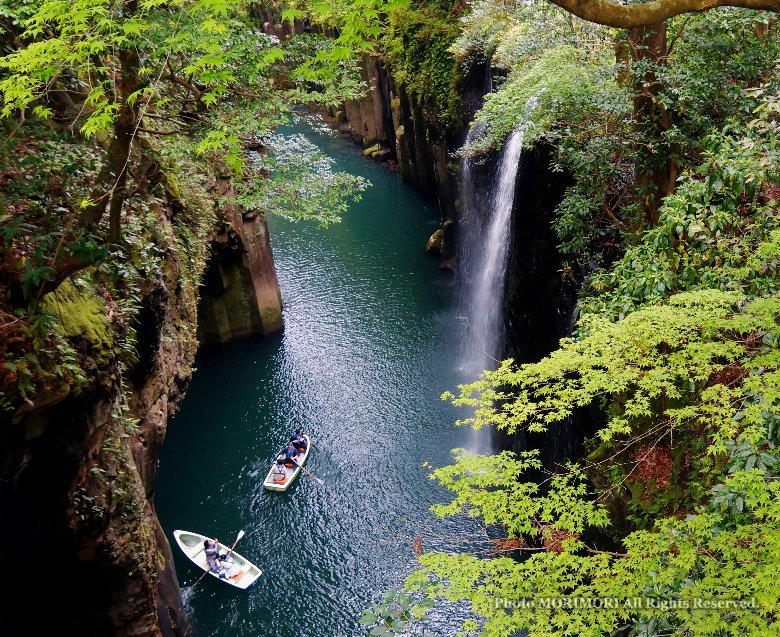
[
  {"x1": 1, "y1": 1, "x2": 778, "y2": 636},
  {"x1": 156, "y1": 124, "x2": 483, "y2": 636}
]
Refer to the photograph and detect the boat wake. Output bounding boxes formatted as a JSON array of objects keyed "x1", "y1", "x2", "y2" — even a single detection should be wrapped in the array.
[{"x1": 180, "y1": 585, "x2": 196, "y2": 612}]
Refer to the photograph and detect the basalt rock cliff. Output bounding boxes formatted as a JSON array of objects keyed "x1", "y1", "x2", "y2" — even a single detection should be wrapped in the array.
[{"x1": 198, "y1": 175, "x2": 283, "y2": 344}]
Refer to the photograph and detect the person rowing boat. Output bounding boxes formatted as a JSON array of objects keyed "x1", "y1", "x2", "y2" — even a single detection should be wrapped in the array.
[
  {"x1": 269, "y1": 443, "x2": 300, "y2": 485},
  {"x1": 203, "y1": 538, "x2": 239, "y2": 580},
  {"x1": 278, "y1": 442, "x2": 301, "y2": 467},
  {"x1": 263, "y1": 433, "x2": 312, "y2": 491},
  {"x1": 175, "y1": 531, "x2": 261, "y2": 589}
]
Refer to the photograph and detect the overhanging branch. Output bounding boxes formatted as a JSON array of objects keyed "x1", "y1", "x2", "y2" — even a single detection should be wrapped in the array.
[{"x1": 546, "y1": 0, "x2": 779, "y2": 28}]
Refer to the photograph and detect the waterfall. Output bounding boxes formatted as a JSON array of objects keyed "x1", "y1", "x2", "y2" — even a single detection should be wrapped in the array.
[
  {"x1": 457, "y1": 126, "x2": 526, "y2": 454},
  {"x1": 461, "y1": 126, "x2": 525, "y2": 376}
]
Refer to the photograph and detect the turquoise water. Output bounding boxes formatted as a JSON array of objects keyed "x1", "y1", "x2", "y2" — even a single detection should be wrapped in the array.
[{"x1": 155, "y1": 126, "x2": 482, "y2": 636}]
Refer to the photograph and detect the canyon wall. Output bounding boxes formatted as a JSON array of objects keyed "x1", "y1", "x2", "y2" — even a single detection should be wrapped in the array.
[
  {"x1": 331, "y1": 55, "x2": 496, "y2": 271},
  {"x1": 0, "y1": 165, "x2": 282, "y2": 634},
  {"x1": 501, "y1": 143, "x2": 586, "y2": 468}
]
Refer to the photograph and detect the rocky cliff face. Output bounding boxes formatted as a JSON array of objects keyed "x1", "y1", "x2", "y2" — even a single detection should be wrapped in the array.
[
  {"x1": 331, "y1": 55, "x2": 496, "y2": 272},
  {"x1": 503, "y1": 142, "x2": 576, "y2": 366},
  {"x1": 0, "y1": 161, "x2": 282, "y2": 634},
  {"x1": 197, "y1": 175, "x2": 283, "y2": 344},
  {"x1": 1, "y1": 200, "x2": 193, "y2": 635},
  {"x1": 501, "y1": 143, "x2": 589, "y2": 468}
]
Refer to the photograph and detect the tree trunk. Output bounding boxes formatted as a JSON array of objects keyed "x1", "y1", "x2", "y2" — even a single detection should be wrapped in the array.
[
  {"x1": 629, "y1": 21, "x2": 671, "y2": 224},
  {"x1": 81, "y1": 47, "x2": 140, "y2": 243},
  {"x1": 37, "y1": 1, "x2": 141, "y2": 301}
]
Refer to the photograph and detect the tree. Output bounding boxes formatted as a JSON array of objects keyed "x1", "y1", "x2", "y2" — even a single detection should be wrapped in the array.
[{"x1": 0, "y1": 0, "x2": 379, "y2": 306}]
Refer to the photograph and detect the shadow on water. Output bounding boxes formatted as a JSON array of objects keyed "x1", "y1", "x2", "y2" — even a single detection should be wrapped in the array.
[{"x1": 155, "y1": 123, "x2": 491, "y2": 636}]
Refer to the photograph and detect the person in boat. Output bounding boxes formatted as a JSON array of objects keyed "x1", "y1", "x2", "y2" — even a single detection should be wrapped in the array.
[
  {"x1": 270, "y1": 462, "x2": 287, "y2": 483},
  {"x1": 204, "y1": 538, "x2": 234, "y2": 579},
  {"x1": 204, "y1": 539, "x2": 224, "y2": 572},
  {"x1": 277, "y1": 442, "x2": 301, "y2": 468},
  {"x1": 290, "y1": 429, "x2": 307, "y2": 453}
]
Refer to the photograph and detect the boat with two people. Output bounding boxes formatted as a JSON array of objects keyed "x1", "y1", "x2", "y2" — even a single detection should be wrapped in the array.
[
  {"x1": 173, "y1": 530, "x2": 262, "y2": 589},
  {"x1": 263, "y1": 432, "x2": 311, "y2": 491}
]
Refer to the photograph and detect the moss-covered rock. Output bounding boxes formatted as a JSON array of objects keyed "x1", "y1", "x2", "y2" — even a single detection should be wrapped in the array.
[
  {"x1": 425, "y1": 228, "x2": 444, "y2": 255},
  {"x1": 43, "y1": 278, "x2": 111, "y2": 349},
  {"x1": 363, "y1": 143, "x2": 383, "y2": 157},
  {"x1": 384, "y1": 1, "x2": 462, "y2": 127}
]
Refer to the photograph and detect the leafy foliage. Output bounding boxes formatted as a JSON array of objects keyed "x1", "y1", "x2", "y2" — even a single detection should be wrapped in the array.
[
  {"x1": 0, "y1": 0, "x2": 387, "y2": 411},
  {"x1": 445, "y1": 290, "x2": 777, "y2": 441},
  {"x1": 584, "y1": 91, "x2": 780, "y2": 318},
  {"x1": 416, "y1": 289, "x2": 780, "y2": 635},
  {"x1": 383, "y1": 0, "x2": 462, "y2": 124},
  {"x1": 357, "y1": 588, "x2": 436, "y2": 637},
  {"x1": 237, "y1": 133, "x2": 370, "y2": 225}
]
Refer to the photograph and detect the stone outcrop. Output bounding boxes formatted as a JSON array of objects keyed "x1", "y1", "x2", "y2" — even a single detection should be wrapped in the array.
[
  {"x1": 503, "y1": 143, "x2": 577, "y2": 366},
  {"x1": 425, "y1": 228, "x2": 444, "y2": 256},
  {"x1": 500, "y1": 143, "x2": 587, "y2": 469},
  {"x1": 331, "y1": 55, "x2": 495, "y2": 270},
  {"x1": 197, "y1": 176, "x2": 283, "y2": 344},
  {"x1": 332, "y1": 57, "x2": 457, "y2": 263},
  {"x1": 342, "y1": 55, "x2": 396, "y2": 148}
]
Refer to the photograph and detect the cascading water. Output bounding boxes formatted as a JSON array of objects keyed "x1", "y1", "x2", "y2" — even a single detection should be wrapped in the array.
[
  {"x1": 457, "y1": 125, "x2": 526, "y2": 453},
  {"x1": 461, "y1": 126, "x2": 526, "y2": 375}
]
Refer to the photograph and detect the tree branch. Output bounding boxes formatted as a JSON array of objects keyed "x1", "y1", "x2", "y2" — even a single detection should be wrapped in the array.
[{"x1": 546, "y1": 0, "x2": 779, "y2": 29}]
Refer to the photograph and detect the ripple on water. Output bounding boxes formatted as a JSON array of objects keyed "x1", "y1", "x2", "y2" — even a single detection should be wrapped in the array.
[{"x1": 155, "y1": 126, "x2": 487, "y2": 637}]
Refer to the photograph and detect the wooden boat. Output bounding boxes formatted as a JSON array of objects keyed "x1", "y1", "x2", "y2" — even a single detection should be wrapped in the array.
[
  {"x1": 262, "y1": 434, "x2": 311, "y2": 491},
  {"x1": 173, "y1": 530, "x2": 262, "y2": 589}
]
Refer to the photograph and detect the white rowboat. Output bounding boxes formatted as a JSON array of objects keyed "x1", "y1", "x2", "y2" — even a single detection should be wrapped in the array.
[
  {"x1": 262, "y1": 434, "x2": 311, "y2": 491},
  {"x1": 173, "y1": 530, "x2": 262, "y2": 589}
]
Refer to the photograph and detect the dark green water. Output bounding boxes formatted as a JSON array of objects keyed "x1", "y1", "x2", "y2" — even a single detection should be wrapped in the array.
[{"x1": 155, "y1": 126, "x2": 482, "y2": 636}]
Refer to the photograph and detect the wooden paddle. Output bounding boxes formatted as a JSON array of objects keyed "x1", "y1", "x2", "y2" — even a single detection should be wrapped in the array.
[
  {"x1": 191, "y1": 530, "x2": 245, "y2": 588},
  {"x1": 301, "y1": 465, "x2": 324, "y2": 485}
]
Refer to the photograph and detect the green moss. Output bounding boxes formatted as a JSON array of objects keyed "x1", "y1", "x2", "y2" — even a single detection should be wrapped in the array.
[
  {"x1": 384, "y1": 2, "x2": 462, "y2": 125},
  {"x1": 43, "y1": 279, "x2": 111, "y2": 349}
]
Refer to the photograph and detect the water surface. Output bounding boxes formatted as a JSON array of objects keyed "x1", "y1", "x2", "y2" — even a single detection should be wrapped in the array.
[{"x1": 155, "y1": 126, "x2": 482, "y2": 636}]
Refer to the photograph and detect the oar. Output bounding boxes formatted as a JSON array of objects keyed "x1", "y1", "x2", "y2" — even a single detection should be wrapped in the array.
[
  {"x1": 191, "y1": 530, "x2": 245, "y2": 588},
  {"x1": 301, "y1": 465, "x2": 324, "y2": 485},
  {"x1": 223, "y1": 530, "x2": 245, "y2": 560}
]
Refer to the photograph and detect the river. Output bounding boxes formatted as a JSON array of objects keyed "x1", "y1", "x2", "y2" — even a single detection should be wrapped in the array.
[{"x1": 155, "y1": 124, "x2": 483, "y2": 636}]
